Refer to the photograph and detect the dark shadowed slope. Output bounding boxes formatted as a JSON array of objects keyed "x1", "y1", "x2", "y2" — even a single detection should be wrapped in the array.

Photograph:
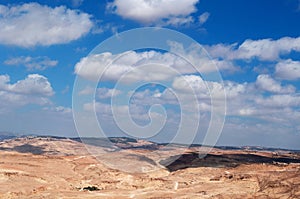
[{"x1": 161, "y1": 152, "x2": 300, "y2": 172}]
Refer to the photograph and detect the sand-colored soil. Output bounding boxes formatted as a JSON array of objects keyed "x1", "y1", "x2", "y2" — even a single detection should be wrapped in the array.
[{"x1": 0, "y1": 137, "x2": 299, "y2": 199}]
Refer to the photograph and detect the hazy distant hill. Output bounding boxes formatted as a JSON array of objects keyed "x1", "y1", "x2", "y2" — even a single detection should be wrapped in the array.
[
  {"x1": 0, "y1": 132, "x2": 17, "y2": 141},
  {"x1": 1, "y1": 134, "x2": 299, "y2": 152}
]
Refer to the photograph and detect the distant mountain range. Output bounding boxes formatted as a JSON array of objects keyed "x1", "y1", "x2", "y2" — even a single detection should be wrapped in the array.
[
  {"x1": 1, "y1": 133, "x2": 299, "y2": 152},
  {"x1": 0, "y1": 132, "x2": 19, "y2": 141}
]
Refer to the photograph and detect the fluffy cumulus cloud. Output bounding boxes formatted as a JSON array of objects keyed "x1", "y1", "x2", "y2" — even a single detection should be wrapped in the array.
[
  {"x1": 255, "y1": 94, "x2": 300, "y2": 108},
  {"x1": 255, "y1": 74, "x2": 295, "y2": 94},
  {"x1": 107, "y1": 0, "x2": 199, "y2": 26},
  {"x1": 0, "y1": 3, "x2": 93, "y2": 47},
  {"x1": 9, "y1": 74, "x2": 54, "y2": 96},
  {"x1": 77, "y1": 37, "x2": 300, "y2": 85},
  {"x1": 4, "y1": 56, "x2": 58, "y2": 71},
  {"x1": 168, "y1": 41, "x2": 238, "y2": 72},
  {"x1": 275, "y1": 59, "x2": 300, "y2": 80},
  {"x1": 75, "y1": 43, "x2": 237, "y2": 82},
  {"x1": 125, "y1": 73, "x2": 299, "y2": 116},
  {"x1": 205, "y1": 36, "x2": 300, "y2": 85},
  {"x1": 236, "y1": 37, "x2": 300, "y2": 60},
  {"x1": 0, "y1": 74, "x2": 54, "y2": 111},
  {"x1": 206, "y1": 37, "x2": 300, "y2": 61},
  {"x1": 75, "y1": 51, "x2": 180, "y2": 82},
  {"x1": 171, "y1": 75, "x2": 246, "y2": 107},
  {"x1": 75, "y1": 52, "x2": 135, "y2": 82}
]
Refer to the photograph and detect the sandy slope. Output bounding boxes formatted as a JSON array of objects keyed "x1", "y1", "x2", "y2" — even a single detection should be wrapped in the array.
[{"x1": 0, "y1": 137, "x2": 299, "y2": 199}]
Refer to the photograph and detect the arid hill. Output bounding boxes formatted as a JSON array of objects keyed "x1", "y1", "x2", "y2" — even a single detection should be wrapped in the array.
[{"x1": 0, "y1": 136, "x2": 299, "y2": 198}]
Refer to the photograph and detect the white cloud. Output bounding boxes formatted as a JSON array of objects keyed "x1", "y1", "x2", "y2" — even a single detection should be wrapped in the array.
[
  {"x1": 165, "y1": 16, "x2": 194, "y2": 26},
  {"x1": 11, "y1": 74, "x2": 54, "y2": 96},
  {"x1": 206, "y1": 37, "x2": 300, "y2": 61},
  {"x1": 107, "y1": 0, "x2": 199, "y2": 26},
  {"x1": 172, "y1": 75, "x2": 206, "y2": 93},
  {"x1": 275, "y1": 59, "x2": 300, "y2": 80},
  {"x1": 0, "y1": 3, "x2": 93, "y2": 47},
  {"x1": 238, "y1": 108, "x2": 255, "y2": 116},
  {"x1": 74, "y1": 51, "x2": 162, "y2": 82},
  {"x1": 0, "y1": 75, "x2": 10, "y2": 90},
  {"x1": 4, "y1": 56, "x2": 58, "y2": 71},
  {"x1": 97, "y1": 88, "x2": 122, "y2": 99},
  {"x1": 235, "y1": 37, "x2": 300, "y2": 60},
  {"x1": 198, "y1": 12, "x2": 210, "y2": 25},
  {"x1": 78, "y1": 86, "x2": 94, "y2": 95},
  {"x1": 0, "y1": 74, "x2": 54, "y2": 111},
  {"x1": 74, "y1": 52, "x2": 133, "y2": 82},
  {"x1": 75, "y1": 47, "x2": 87, "y2": 53},
  {"x1": 255, "y1": 74, "x2": 295, "y2": 94},
  {"x1": 129, "y1": 88, "x2": 173, "y2": 108},
  {"x1": 172, "y1": 75, "x2": 246, "y2": 100},
  {"x1": 168, "y1": 41, "x2": 238, "y2": 72},
  {"x1": 169, "y1": 73, "x2": 298, "y2": 119},
  {"x1": 205, "y1": 43, "x2": 237, "y2": 59},
  {"x1": 75, "y1": 43, "x2": 237, "y2": 82},
  {"x1": 223, "y1": 81, "x2": 247, "y2": 99},
  {"x1": 79, "y1": 86, "x2": 122, "y2": 99},
  {"x1": 255, "y1": 94, "x2": 300, "y2": 108}
]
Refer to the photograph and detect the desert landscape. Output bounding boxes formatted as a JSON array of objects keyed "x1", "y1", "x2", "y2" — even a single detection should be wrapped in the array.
[
  {"x1": 1, "y1": 1, "x2": 300, "y2": 199},
  {"x1": 0, "y1": 136, "x2": 299, "y2": 199}
]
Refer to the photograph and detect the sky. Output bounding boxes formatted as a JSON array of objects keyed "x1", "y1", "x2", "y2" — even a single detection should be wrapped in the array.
[{"x1": 0, "y1": 0, "x2": 300, "y2": 149}]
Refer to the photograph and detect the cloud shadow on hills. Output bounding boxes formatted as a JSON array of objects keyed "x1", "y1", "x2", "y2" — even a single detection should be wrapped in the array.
[
  {"x1": 160, "y1": 152, "x2": 300, "y2": 172},
  {"x1": 0, "y1": 144, "x2": 45, "y2": 155}
]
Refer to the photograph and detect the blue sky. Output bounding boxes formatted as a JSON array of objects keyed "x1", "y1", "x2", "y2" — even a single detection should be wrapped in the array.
[{"x1": 0, "y1": 0, "x2": 300, "y2": 149}]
